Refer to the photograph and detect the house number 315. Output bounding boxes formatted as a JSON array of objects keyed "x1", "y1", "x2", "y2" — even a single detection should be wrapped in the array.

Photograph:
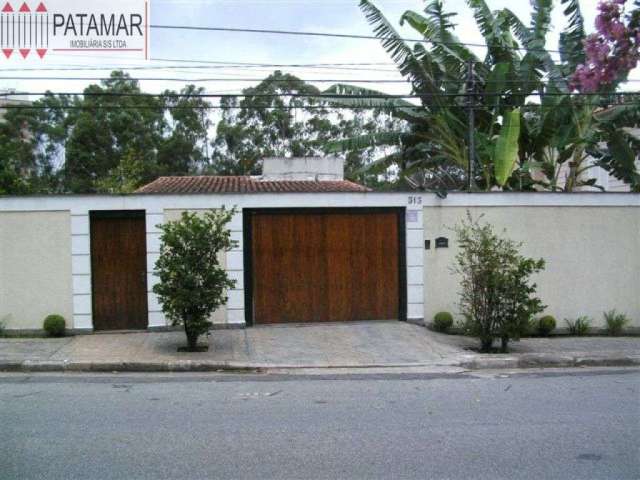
[{"x1": 408, "y1": 196, "x2": 422, "y2": 205}]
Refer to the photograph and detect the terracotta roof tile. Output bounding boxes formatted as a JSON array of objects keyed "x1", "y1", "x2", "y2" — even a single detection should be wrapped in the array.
[{"x1": 136, "y1": 176, "x2": 372, "y2": 194}]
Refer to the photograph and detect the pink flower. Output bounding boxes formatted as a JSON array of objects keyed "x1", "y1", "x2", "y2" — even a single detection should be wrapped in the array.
[{"x1": 572, "y1": 0, "x2": 640, "y2": 93}]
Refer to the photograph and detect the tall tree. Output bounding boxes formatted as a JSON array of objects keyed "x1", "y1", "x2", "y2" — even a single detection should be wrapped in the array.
[
  {"x1": 0, "y1": 71, "x2": 212, "y2": 194},
  {"x1": 209, "y1": 71, "x2": 329, "y2": 175},
  {"x1": 325, "y1": 0, "x2": 639, "y2": 191},
  {"x1": 209, "y1": 70, "x2": 400, "y2": 186}
]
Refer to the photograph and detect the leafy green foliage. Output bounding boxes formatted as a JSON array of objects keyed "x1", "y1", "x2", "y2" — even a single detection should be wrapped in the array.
[
  {"x1": 208, "y1": 71, "x2": 397, "y2": 187},
  {"x1": 538, "y1": 315, "x2": 556, "y2": 336},
  {"x1": 454, "y1": 213, "x2": 545, "y2": 352},
  {"x1": 559, "y1": 0, "x2": 586, "y2": 71},
  {"x1": 43, "y1": 314, "x2": 66, "y2": 337},
  {"x1": 433, "y1": 311, "x2": 454, "y2": 333},
  {"x1": 494, "y1": 109, "x2": 521, "y2": 187},
  {"x1": 153, "y1": 209, "x2": 237, "y2": 350},
  {"x1": 1, "y1": 71, "x2": 212, "y2": 194},
  {"x1": 330, "y1": 0, "x2": 639, "y2": 191},
  {"x1": 565, "y1": 316, "x2": 591, "y2": 335},
  {"x1": 603, "y1": 309, "x2": 630, "y2": 335}
]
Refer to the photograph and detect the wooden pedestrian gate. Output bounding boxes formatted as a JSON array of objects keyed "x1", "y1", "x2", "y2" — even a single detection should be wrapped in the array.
[{"x1": 90, "y1": 211, "x2": 148, "y2": 331}]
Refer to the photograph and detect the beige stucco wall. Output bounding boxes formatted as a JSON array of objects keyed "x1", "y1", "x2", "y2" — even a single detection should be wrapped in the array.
[
  {"x1": 163, "y1": 209, "x2": 228, "y2": 325},
  {"x1": 424, "y1": 206, "x2": 640, "y2": 329},
  {"x1": 0, "y1": 211, "x2": 73, "y2": 330}
]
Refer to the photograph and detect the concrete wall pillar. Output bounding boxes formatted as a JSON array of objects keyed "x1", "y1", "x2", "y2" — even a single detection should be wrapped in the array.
[
  {"x1": 405, "y1": 198, "x2": 425, "y2": 323},
  {"x1": 70, "y1": 209, "x2": 92, "y2": 330}
]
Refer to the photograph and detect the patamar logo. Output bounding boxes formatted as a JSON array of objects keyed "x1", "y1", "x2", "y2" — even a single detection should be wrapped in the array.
[{"x1": 0, "y1": 0, "x2": 149, "y2": 60}]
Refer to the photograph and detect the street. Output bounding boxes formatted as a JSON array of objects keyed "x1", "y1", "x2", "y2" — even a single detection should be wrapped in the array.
[{"x1": 1, "y1": 369, "x2": 639, "y2": 480}]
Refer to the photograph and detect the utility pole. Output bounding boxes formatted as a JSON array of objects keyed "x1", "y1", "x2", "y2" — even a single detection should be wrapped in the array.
[{"x1": 465, "y1": 60, "x2": 477, "y2": 192}]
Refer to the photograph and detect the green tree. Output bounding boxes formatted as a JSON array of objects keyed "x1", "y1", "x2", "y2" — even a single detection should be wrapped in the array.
[
  {"x1": 209, "y1": 71, "x2": 329, "y2": 175},
  {"x1": 62, "y1": 72, "x2": 165, "y2": 192},
  {"x1": 209, "y1": 70, "x2": 400, "y2": 187},
  {"x1": 93, "y1": 149, "x2": 146, "y2": 193},
  {"x1": 153, "y1": 209, "x2": 237, "y2": 351},
  {"x1": 158, "y1": 84, "x2": 212, "y2": 176},
  {"x1": 325, "y1": 0, "x2": 639, "y2": 191},
  {"x1": 0, "y1": 120, "x2": 34, "y2": 194},
  {"x1": 453, "y1": 213, "x2": 545, "y2": 352},
  {"x1": 0, "y1": 95, "x2": 68, "y2": 194},
  {"x1": 0, "y1": 71, "x2": 212, "y2": 194}
]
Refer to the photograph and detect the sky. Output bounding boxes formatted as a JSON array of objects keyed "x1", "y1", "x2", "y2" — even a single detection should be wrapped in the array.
[{"x1": 1, "y1": 0, "x2": 638, "y2": 101}]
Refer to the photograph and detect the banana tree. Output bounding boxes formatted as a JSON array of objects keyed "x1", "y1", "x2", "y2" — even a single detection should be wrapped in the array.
[
  {"x1": 322, "y1": 0, "x2": 551, "y2": 190},
  {"x1": 516, "y1": 0, "x2": 639, "y2": 191},
  {"x1": 324, "y1": 0, "x2": 638, "y2": 191}
]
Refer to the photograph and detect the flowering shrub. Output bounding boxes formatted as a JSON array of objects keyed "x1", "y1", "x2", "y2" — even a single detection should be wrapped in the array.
[{"x1": 571, "y1": 0, "x2": 639, "y2": 92}]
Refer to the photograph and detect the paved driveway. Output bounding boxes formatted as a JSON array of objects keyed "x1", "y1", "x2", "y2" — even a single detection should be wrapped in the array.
[{"x1": 2, "y1": 321, "x2": 462, "y2": 368}]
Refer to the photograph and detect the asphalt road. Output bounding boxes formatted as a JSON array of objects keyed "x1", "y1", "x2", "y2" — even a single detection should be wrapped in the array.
[{"x1": 1, "y1": 369, "x2": 638, "y2": 480}]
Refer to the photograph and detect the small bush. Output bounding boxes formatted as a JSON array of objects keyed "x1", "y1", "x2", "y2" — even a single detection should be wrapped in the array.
[
  {"x1": 565, "y1": 316, "x2": 591, "y2": 336},
  {"x1": 433, "y1": 312, "x2": 454, "y2": 333},
  {"x1": 43, "y1": 314, "x2": 66, "y2": 337},
  {"x1": 538, "y1": 315, "x2": 556, "y2": 336},
  {"x1": 453, "y1": 213, "x2": 545, "y2": 352},
  {"x1": 604, "y1": 310, "x2": 630, "y2": 335}
]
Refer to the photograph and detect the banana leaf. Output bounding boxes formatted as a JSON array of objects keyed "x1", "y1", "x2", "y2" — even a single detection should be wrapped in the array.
[{"x1": 494, "y1": 108, "x2": 521, "y2": 186}]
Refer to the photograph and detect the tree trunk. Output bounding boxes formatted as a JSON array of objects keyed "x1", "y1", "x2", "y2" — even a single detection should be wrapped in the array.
[
  {"x1": 184, "y1": 322, "x2": 199, "y2": 351},
  {"x1": 187, "y1": 333, "x2": 199, "y2": 351},
  {"x1": 480, "y1": 337, "x2": 493, "y2": 352},
  {"x1": 500, "y1": 336, "x2": 509, "y2": 353}
]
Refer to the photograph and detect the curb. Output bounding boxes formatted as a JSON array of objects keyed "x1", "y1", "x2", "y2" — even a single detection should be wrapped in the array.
[
  {"x1": 0, "y1": 360, "x2": 264, "y2": 373},
  {"x1": 0, "y1": 354, "x2": 639, "y2": 373},
  {"x1": 457, "y1": 353, "x2": 640, "y2": 370}
]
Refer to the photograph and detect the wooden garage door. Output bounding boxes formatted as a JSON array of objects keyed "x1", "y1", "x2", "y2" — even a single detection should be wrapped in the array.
[
  {"x1": 250, "y1": 209, "x2": 402, "y2": 324},
  {"x1": 90, "y1": 211, "x2": 148, "y2": 331}
]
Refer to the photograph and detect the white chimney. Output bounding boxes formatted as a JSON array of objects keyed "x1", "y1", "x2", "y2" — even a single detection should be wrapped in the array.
[{"x1": 260, "y1": 156, "x2": 344, "y2": 181}]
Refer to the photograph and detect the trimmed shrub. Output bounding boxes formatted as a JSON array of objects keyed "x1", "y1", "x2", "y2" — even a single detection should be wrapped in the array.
[
  {"x1": 603, "y1": 309, "x2": 630, "y2": 335},
  {"x1": 433, "y1": 312, "x2": 454, "y2": 333},
  {"x1": 538, "y1": 315, "x2": 556, "y2": 336},
  {"x1": 565, "y1": 316, "x2": 591, "y2": 336},
  {"x1": 43, "y1": 314, "x2": 66, "y2": 337},
  {"x1": 153, "y1": 209, "x2": 237, "y2": 351}
]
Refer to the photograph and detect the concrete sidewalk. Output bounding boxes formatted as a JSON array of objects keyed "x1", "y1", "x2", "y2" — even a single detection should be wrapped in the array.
[{"x1": 0, "y1": 322, "x2": 638, "y2": 372}]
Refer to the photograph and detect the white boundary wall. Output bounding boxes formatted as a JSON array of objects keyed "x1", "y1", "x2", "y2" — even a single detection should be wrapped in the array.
[{"x1": 1, "y1": 192, "x2": 638, "y2": 331}]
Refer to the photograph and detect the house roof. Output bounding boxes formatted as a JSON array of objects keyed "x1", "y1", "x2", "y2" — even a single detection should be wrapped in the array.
[{"x1": 136, "y1": 176, "x2": 372, "y2": 194}]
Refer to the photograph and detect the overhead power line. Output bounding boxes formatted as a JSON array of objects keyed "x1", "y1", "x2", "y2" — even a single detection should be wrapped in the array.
[
  {"x1": 148, "y1": 24, "x2": 565, "y2": 55},
  {"x1": 5, "y1": 76, "x2": 640, "y2": 94},
  {"x1": 4, "y1": 76, "x2": 619, "y2": 85},
  {"x1": 5, "y1": 91, "x2": 640, "y2": 99},
  {"x1": 1, "y1": 62, "x2": 401, "y2": 74},
  {"x1": 9, "y1": 21, "x2": 564, "y2": 55},
  {"x1": 3, "y1": 102, "x2": 638, "y2": 111},
  {"x1": 151, "y1": 57, "x2": 399, "y2": 69},
  {"x1": 0, "y1": 76, "x2": 410, "y2": 83}
]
